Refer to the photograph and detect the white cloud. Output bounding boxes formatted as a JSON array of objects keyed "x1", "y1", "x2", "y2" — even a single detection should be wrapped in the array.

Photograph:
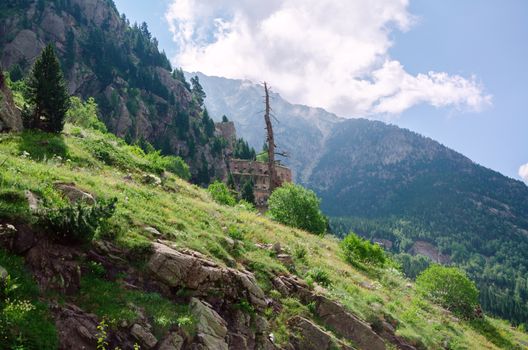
[
  {"x1": 165, "y1": 0, "x2": 492, "y2": 117},
  {"x1": 519, "y1": 163, "x2": 528, "y2": 183}
]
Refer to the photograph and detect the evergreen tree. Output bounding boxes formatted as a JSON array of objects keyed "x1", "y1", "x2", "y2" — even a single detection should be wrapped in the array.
[
  {"x1": 190, "y1": 76, "x2": 206, "y2": 107},
  {"x1": 222, "y1": 115, "x2": 229, "y2": 123},
  {"x1": 25, "y1": 45, "x2": 70, "y2": 133},
  {"x1": 9, "y1": 64, "x2": 23, "y2": 82},
  {"x1": 241, "y1": 179, "x2": 255, "y2": 204}
]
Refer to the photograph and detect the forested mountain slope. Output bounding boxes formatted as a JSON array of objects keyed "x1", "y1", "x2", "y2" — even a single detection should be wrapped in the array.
[
  {"x1": 0, "y1": 0, "x2": 225, "y2": 183},
  {"x1": 195, "y1": 73, "x2": 528, "y2": 325}
]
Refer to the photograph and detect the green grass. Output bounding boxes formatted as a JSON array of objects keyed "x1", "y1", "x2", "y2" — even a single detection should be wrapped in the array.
[
  {"x1": 0, "y1": 126, "x2": 527, "y2": 349},
  {"x1": 0, "y1": 249, "x2": 58, "y2": 350},
  {"x1": 79, "y1": 273, "x2": 195, "y2": 338}
]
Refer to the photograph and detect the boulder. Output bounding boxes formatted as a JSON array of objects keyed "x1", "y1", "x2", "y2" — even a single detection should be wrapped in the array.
[
  {"x1": 52, "y1": 303, "x2": 99, "y2": 350},
  {"x1": 158, "y1": 332, "x2": 185, "y2": 350},
  {"x1": 25, "y1": 190, "x2": 40, "y2": 213},
  {"x1": 0, "y1": 76, "x2": 23, "y2": 132},
  {"x1": 130, "y1": 323, "x2": 158, "y2": 349},
  {"x1": 147, "y1": 243, "x2": 267, "y2": 309},
  {"x1": 142, "y1": 174, "x2": 162, "y2": 186},
  {"x1": 54, "y1": 182, "x2": 96, "y2": 205},
  {"x1": 0, "y1": 265, "x2": 8, "y2": 284},
  {"x1": 313, "y1": 296, "x2": 386, "y2": 350},
  {"x1": 191, "y1": 298, "x2": 228, "y2": 350},
  {"x1": 25, "y1": 240, "x2": 82, "y2": 294},
  {"x1": 288, "y1": 316, "x2": 354, "y2": 350}
]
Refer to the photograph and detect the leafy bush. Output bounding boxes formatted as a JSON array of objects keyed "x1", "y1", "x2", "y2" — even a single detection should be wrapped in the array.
[
  {"x1": 207, "y1": 181, "x2": 236, "y2": 206},
  {"x1": 340, "y1": 232, "x2": 386, "y2": 267},
  {"x1": 39, "y1": 198, "x2": 117, "y2": 244},
  {"x1": 416, "y1": 265, "x2": 479, "y2": 318},
  {"x1": 267, "y1": 183, "x2": 327, "y2": 235},
  {"x1": 306, "y1": 267, "x2": 332, "y2": 287},
  {"x1": 66, "y1": 96, "x2": 107, "y2": 132}
]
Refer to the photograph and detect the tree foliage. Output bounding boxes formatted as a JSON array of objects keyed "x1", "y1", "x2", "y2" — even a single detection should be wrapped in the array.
[
  {"x1": 416, "y1": 265, "x2": 479, "y2": 319},
  {"x1": 267, "y1": 183, "x2": 327, "y2": 235},
  {"x1": 340, "y1": 232, "x2": 386, "y2": 267},
  {"x1": 207, "y1": 181, "x2": 236, "y2": 206},
  {"x1": 25, "y1": 45, "x2": 70, "y2": 133},
  {"x1": 66, "y1": 96, "x2": 106, "y2": 131},
  {"x1": 240, "y1": 179, "x2": 255, "y2": 204}
]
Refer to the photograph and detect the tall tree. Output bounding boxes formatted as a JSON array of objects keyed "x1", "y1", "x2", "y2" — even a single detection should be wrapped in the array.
[
  {"x1": 26, "y1": 45, "x2": 70, "y2": 133},
  {"x1": 190, "y1": 76, "x2": 206, "y2": 107}
]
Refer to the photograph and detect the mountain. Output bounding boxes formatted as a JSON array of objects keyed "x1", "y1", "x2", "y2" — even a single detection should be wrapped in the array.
[
  {"x1": 185, "y1": 72, "x2": 341, "y2": 183},
  {"x1": 1, "y1": 101, "x2": 527, "y2": 348},
  {"x1": 0, "y1": 0, "x2": 227, "y2": 183},
  {"x1": 193, "y1": 72, "x2": 528, "y2": 325}
]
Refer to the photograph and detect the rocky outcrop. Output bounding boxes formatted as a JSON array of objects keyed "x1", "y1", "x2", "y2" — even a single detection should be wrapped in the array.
[
  {"x1": 52, "y1": 303, "x2": 100, "y2": 350},
  {"x1": 0, "y1": 72, "x2": 22, "y2": 132},
  {"x1": 288, "y1": 316, "x2": 354, "y2": 350},
  {"x1": 191, "y1": 298, "x2": 229, "y2": 350},
  {"x1": 147, "y1": 242, "x2": 268, "y2": 309},
  {"x1": 273, "y1": 275, "x2": 386, "y2": 350}
]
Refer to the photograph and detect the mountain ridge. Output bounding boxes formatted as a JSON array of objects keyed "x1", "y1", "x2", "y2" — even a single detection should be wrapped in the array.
[{"x1": 192, "y1": 71, "x2": 528, "y2": 324}]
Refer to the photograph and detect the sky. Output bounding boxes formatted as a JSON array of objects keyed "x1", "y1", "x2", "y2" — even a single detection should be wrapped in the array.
[{"x1": 114, "y1": 0, "x2": 527, "y2": 183}]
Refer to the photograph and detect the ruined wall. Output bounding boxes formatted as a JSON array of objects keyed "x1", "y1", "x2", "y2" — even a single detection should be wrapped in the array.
[{"x1": 229, "y1": 159, "x2": 292, "y2": 207}]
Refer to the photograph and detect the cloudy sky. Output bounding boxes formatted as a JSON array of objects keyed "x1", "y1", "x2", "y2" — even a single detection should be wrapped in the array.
[{"x1": 114, "y1": 0, "x2": 527, "y2": 183}]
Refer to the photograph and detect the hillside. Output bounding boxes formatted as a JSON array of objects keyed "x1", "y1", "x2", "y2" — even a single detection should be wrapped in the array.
[
  {"x1": 0, "y1": 0, "x2": 227, "y2": 182},
  {"x1": 0, "y1": 92, "x2": 528, "y2": 349},
  {"x1": 193, "y1": 73, "x2": 528, "y2": 325}
]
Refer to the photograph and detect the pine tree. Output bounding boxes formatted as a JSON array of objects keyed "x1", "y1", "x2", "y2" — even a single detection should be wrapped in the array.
[
  {"x1": 190, "y1": 76, "x2": 206, "y2": 107},
  {"x1": 26, "y1": 45, "x2": 70, "y2": 133},
  {"x1": 241, "y1": 179, "x2": 255, "y2": 204}
]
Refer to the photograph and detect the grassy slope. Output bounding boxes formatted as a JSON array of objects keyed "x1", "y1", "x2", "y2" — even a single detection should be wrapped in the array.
[{"x1": 0, "y1": 126, "x2": 527, "y2": 349}]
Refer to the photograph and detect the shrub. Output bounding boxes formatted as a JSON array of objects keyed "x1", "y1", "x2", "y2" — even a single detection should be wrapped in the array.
[
  {"x1": 416, "y1": 265, "x2": 479, "y2": 318},
  {"x1": 207, "y1": 181, "x2": 236, "y2": 206},
  {"x1": 306, "y1": 267, "x2": 332, "y2": 288},
  {"x1": 267, "y1": 183, "x2": 327, "y2": 235},
  {"x1": 65, "y1": 96, "x2": 107, "y2": 132},
  {"x1": 340, "y1": 232, "x2": 386, "y2": 267},
  {"x1": 39, "y1": 198, "x2": 117, "y2": 244}
]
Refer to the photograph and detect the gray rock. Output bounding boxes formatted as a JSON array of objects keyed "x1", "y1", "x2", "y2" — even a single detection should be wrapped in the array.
[
  {"x1": 288, "y1": 316, "x2": 354, "y2": 350},
  {"x1": 0, "y1": 80, "x2": 23, "y2": 132},
  {"x1": 131, "y1": 323, "x2": 158, "y2": 349},
  {"x1": 54, "y1": 182, "x2": 96, "y2": 205},
  {"x1": 147, "y1": 243, "x2": 267, "y2": 309},
  {"x1": 158, "y1": 332, "x2": 184, "y2": 350},
  {"x1": 142, "y1": 174, "x2": 162, "y2": 186},
  {"x1": 0, "y1": 265, "x2": 8, "y2": 283},
  {"x1": 191, "y1": 298, "x2": 228, "y2": 350},
  {"x1": 25, "y1": 190, "x2": 39, "y2": 213},
  {"x1": 143, "y1": 226, "x2": 162, "y2": 237}
]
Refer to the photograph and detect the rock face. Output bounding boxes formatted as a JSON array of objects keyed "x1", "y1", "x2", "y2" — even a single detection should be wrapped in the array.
[
  {"x1": 288, "y1": 316, "x2": 354, "y2": 350},
  {"x1": 147, "y1": 242, "x2": 267, "y2": 309},
  {"x1": 273, "y1": 275, "x2": 386, "y2": 350},
  {"x1": 52, "y1": 303, "x2": 100, "y2": 350},
  {"x1": 0, "y1": 0, "x2": 229, "y2": 181},
  {"x1": 191, "y1": 298, "x2": 229, "y2": 350},
  {"x1": 0, "y1": 72, "x2": 23, "y2": 132}
]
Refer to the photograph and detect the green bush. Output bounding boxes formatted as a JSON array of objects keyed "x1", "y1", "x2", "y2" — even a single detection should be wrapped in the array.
[
  {"x1": 340, "y1": 232, "x2": 386, "y2": 267},
  {"x1": 207, "y1": 181, "x2": 236, "y2": 206},
  {"x1": 306, "y1": 267, "x2": 332, "y2": 287},
  {"x1": 66, "y1": 96, "x2": 107, "y2": 132},
  {"x1": 416, "y1": 265, "x2": 479, "y2": 318},
  {"x1": 39, "y1": 198, "x2": 117, "y2": 244},
  {"x1": 267, "y1": 183, "x2": 327, "y2": 235}
]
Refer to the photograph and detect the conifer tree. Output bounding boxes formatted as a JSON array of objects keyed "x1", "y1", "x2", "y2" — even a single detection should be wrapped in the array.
[
  {"x1": 241, "y1": 179, "x2": 255, "y2": 204},
  {"x1": 26, "y1": 44, "x2": 70, "y2": 133}
]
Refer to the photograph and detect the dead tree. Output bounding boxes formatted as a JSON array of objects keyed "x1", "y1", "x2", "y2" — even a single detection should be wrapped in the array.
[{"x1": 264, "y1": 82, "x2": 279, "y2": 192}]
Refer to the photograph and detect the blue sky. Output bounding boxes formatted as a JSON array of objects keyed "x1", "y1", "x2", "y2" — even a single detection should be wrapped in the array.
[{"x1": 114, "y1": 0, "x2": 527, "y2": 182}]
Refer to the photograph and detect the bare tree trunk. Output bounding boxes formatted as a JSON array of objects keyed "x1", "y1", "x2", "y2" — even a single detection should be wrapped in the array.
[{"x1": 264, "y1": 82, "x2": 278, "y2": 192}]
